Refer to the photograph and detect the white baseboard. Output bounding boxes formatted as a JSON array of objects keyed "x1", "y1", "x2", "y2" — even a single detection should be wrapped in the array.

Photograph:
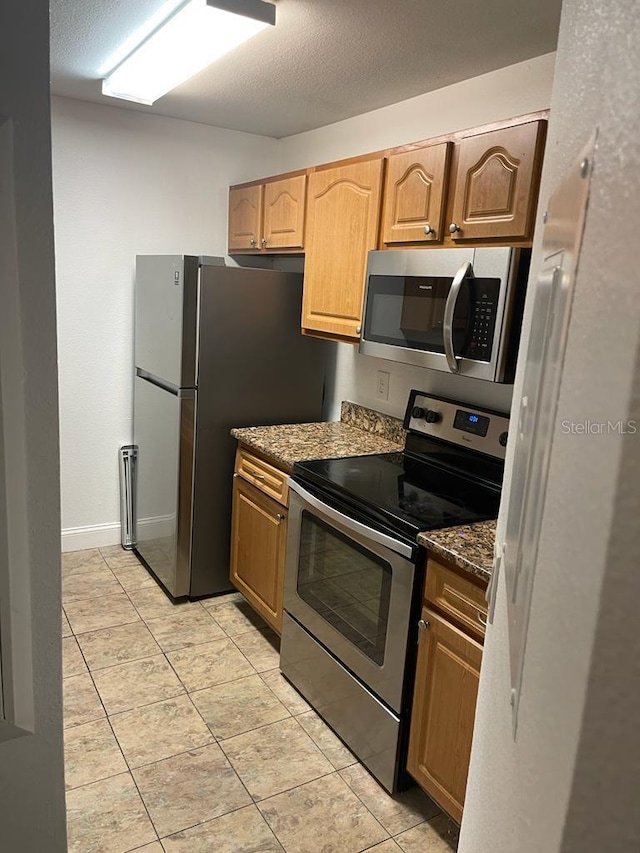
[
  {"x1": 61, "y1": 522, "x2": 121, "y2": 553},
  {"x1": 61, "y1": 515, "x2": 176, "y2": 552}
]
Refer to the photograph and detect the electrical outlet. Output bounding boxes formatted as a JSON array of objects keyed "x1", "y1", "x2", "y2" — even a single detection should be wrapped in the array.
[{"x1": 376, "y1": 370, "x2": 390, "y2": 401}]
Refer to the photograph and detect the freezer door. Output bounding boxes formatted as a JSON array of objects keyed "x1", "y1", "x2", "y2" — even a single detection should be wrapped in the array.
[
  {"x1": 134, "y1": 255, "x2": 199, "y2": 388},
  {"x1": 133, "y1": 374, "x2": 195, "y2": 598}
]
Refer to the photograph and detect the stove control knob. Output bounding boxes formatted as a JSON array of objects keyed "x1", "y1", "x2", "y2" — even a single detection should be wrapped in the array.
[
  {"x1": 425, "y1": 409, "x2": 441, "y2": 424},
  {"x1": 411, "y1": 406, "x2": 426, "y2": 420},
  {"x1": 499, "y1": 431, "x2": 509, "y2": 447}
]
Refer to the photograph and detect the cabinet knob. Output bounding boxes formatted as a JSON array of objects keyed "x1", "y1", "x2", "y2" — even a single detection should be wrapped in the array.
[
  {"x1": 449, "y1": 222, "x2": 461, "y2": 234},
  {"x1": 276, "y1": 513, "x2": 285, "y2": 522},
  {"x1": 355, "y1": 325, "x2": 362, "y2": 335},
  {"x1": 249, "y1": 238, "x2": 256, "y2": 246},
  {"x1": 418, "y1": 619, "x2": 430, "y2": 631},
  {"x1": 423, "y1": 223, "x2": 436, "y2": 236},
  {"x1": 261, "y1": 238, "x2": 268, "y2": 246}
]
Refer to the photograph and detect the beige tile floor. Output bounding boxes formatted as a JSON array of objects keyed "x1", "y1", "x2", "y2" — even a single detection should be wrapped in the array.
[{"x1": 62, "y1": 546, "x2": 460, "y2": 853}]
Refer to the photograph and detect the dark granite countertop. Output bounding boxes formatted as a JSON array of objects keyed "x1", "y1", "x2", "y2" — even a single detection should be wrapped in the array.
[
  {"x1": 231, "y1": 402, "x2": 404, "y2": 472},
  {"x1": 231, "y1": 421, "x2": 403, "y2": 473},
  {"x1": 418, "y1": 520, "x2": 497, "y2": 583}
]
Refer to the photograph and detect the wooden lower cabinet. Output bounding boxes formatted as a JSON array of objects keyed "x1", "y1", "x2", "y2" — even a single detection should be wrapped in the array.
[
  {"x1": 407, "y1": 605, "x2": 483, "y2": 824},
  {"x1": 230, "y1": 473, "x2": 287, "y2": 634}
]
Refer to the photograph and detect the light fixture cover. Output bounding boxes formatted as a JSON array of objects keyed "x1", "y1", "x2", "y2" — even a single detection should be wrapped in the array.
[{"x1": 102, "y1": 0, "x2": 275, "y2": 105}]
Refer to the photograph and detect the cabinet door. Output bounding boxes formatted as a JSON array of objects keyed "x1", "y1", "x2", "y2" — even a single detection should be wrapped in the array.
[
  {"x1": 381, "y1": 143, "x2": 450, "y2": 245},
  {"x1": 302, "y1": 159, "x2": 384, "y2": 340},
  {"x1": 407, "y1": 607, "x2": 482, "y2": 824},
  {"x1": 449, "y1": 120, "x2": 545, "y2": 241},
  {"x1": 230, "y1": 475, "x2": 287, "y2": 633},
  {"x1": 228, "y1": 185, "x2": 263, "y2": 252},
  {"x1": 262, "y1": 175, "x2": 306, "y2": 250}
]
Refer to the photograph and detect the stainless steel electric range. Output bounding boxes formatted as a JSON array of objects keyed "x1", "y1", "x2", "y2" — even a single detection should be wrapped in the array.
[{"x1": 280, "y1": 390, "x2": 509, "y2": 793}]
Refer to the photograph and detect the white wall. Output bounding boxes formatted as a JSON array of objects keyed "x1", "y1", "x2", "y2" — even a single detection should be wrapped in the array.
[
  {"x1": 460, "y1": 2, "x2": 640, "y2": 851},
  {"x1": 0, "y1": 0, "x2": 66, "y2": 848},
  {"x1": 52, "y1": 98, "x2": 280, "y2": 549},
  {"x1": 276, "y1": 54, "x2": 556, "y2": 420}
]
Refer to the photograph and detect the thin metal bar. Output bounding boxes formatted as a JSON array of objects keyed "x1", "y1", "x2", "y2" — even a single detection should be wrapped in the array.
[{"x1": 119, "y1": 445, "x2": 138, "y2": 549}]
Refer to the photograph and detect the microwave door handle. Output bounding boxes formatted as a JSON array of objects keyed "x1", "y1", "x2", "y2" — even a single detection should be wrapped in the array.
[{"x1": 443, "y1": 261, "x2": 474, "y2": 374}]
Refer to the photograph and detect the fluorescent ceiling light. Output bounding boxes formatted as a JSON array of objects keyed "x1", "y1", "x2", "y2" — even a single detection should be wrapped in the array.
[{"x1": 102, "y1": 0, "x2": 275, "y2": 105}]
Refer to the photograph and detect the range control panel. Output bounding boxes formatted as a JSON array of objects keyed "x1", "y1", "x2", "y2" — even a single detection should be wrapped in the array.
[{"x1": 404, "y1": 390, "x2": 510, "y2": 460}]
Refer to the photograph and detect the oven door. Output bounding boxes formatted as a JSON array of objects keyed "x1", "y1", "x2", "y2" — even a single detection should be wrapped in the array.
[
  {"x1": 283, "y1": 480, "x2": 416, "y2": 714},
  {"x1": 359, "y1": 247, "x2": 517, "y2": 381}
]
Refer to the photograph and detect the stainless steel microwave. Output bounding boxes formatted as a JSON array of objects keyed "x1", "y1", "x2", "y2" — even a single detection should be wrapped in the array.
[{"x1": 359, "y1": 248, "x2": 530, "y2": 383}]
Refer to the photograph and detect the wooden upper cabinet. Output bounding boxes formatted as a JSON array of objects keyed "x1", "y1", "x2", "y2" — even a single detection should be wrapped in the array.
[
  {"x1": 262, "y1": 175, "x2": 306, "y2": 250},
  {"x1": 229, "y1": 174, "x2": 307, "y2": 253},
  {"x1": 381, "y1": 143, "x2": 450, "y2": 245},
  {"x1": 302, "y1": 158, "x2": 384, "y2": 340},
  {"x1": 228, "y1": 184, "x2": 263, "y2": 251},
  {"x1": 448, "y1": 120, "x2": 545, "y2": 241},
  {"x1": 408, "y1": 607, "x2": 483, "y2": 824}
]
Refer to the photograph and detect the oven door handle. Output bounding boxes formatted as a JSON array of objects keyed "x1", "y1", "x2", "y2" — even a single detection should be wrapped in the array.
[
  {"x1": 289, "y1": 480, "x2": 414, "y2": 560},
  {"x1": 443, "y1": 260, "x2": 474, "y2": 374}
]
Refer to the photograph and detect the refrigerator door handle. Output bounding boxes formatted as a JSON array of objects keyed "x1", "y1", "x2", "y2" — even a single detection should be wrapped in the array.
[{"x1": 136, "y1": 368, "x2": 196, "y2": 399}]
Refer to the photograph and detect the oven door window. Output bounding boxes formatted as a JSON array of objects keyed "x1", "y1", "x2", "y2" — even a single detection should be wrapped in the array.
[
  {"x1": 297, "y1": 512, "x2": 392, "y2": 666},
  {"x1": 363, "y1": 275, "x2": 470, "y2": 354}
]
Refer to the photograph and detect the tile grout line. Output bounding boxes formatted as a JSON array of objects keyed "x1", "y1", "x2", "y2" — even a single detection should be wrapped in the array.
[
  {"x1": 71, "y1": 665, "x2": 270, "y2": 724},
  {"x1": 103, "y1": 709, "x2": 161, "y2": 846},
  {"x1": 336, "y1": 768, "x2": 446, "y2": 843},
  {"x1": 337, "y1": 765, "x2": 443, "y2": 841},
  {"x1": 162, "y1": 640, "x2": 259, "y2": 695},
  {"x1": 201, "y1": 705, "x2": 293, "y2": 746},
  {"x1": 64, "y1": 610, "x2": 162, "y2": 847},
  {"x1": 215, "y1": 713, "x2": 344, "y2": 813},
  {"x1": 155, "y1": 803, "x2": 286, "y2": 852},
  {"x1": 255, "y1": 669, "x2": 314, "y2": 718}
]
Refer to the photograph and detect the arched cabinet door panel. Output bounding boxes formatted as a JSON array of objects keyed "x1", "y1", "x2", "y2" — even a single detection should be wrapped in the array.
[
  {"x1": 449, "y1": 121, "x2": 545, "y2": 241},
  {"x1": 381, "y1": 143, "x2": 451, "y2": 245},
  {"x1": 262, "y1": 175, "x2": 307, "y2": 250},
  {"x1": 228, "y1": 185, "x2": 262, "y2": 252},
  {"x1": 302, "y1": 158, "x2": 384, "y2": 340}
]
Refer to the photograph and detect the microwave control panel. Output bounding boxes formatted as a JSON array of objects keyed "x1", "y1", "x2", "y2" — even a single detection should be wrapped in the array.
[
  {"x1": 404, "y1": 390, "x2": 510, "y2": 460},
  {"x1": 465, "y1": 294, "x2": 498, "y2": 362}
]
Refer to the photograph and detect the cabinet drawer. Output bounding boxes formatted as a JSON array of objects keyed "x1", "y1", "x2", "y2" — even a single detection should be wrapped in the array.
[
  {"x1": 425, "y1": 559, "x2": 487, "y2": 642},
  {"x1": 235, "y1": 448, "x2": 289, "y2": 506}
]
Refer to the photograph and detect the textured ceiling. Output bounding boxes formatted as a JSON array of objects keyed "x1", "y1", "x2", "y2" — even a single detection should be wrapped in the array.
[{"x1": 50, "y1": 0, "x2": 562, "y2": 138}]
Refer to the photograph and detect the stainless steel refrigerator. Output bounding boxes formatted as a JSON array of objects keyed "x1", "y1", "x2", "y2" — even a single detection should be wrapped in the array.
[{"x1": 133, "y1": 255, "x2": 327, "y2": 599}]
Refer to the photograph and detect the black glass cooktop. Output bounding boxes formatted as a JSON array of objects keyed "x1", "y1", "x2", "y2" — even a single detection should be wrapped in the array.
[{"x1": 293, "y1": 450, "x2": 502, "y2": 542}]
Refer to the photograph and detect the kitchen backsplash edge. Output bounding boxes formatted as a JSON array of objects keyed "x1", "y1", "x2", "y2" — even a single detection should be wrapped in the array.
[{"x1": 340, "y1": 401, "x2": 406, "y2": 445}]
